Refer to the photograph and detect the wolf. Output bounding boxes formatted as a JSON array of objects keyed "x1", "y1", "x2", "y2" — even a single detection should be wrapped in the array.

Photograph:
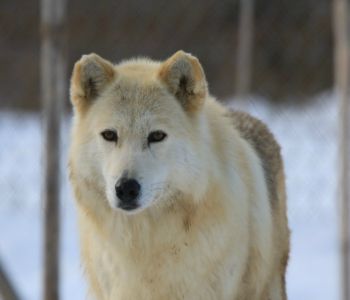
[{"x1": 68, "y1": 50, "x2": 290, "y2": 300}]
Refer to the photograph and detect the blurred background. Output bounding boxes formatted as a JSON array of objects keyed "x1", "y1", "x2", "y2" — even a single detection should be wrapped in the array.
[{"x1": 0, "y1": 0, "x2": 347, "y2": 299}]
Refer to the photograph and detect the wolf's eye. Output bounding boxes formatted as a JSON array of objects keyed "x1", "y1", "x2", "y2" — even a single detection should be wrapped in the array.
[
  {"x1": 148, "y1": 130, "x2": 167, "y2": 143},
  {"x1": 101, "y1": 130, "x2": 118, "y2": 142}
]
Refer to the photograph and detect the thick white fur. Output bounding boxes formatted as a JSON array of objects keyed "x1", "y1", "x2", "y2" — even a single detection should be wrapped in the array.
[{"x1": 69, "y1": 51, "x2": 288, "y2": 300}]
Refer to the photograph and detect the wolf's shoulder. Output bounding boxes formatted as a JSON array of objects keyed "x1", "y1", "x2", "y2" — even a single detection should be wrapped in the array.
[{"x1": 225, "y1": 109, "x2": 283, "y2": 204}]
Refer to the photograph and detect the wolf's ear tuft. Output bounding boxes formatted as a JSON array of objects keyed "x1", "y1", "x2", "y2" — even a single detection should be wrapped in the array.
[
  {"x1": 159, "y1": 51, "x2": 208, "y2": 112},
  {"x1": 70, "y1": 53, "x2": 116, "y2": 112}
]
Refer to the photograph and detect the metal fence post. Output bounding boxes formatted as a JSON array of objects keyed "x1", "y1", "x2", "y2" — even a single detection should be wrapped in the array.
[
  {"x1": 235, "y1": 0, "x2": 254, "y2": 97},
  {"x1": 40, "y1": 0, "x2": 67, "y2": 299},
  {"x1": 333, "y1": 0, "x2": 350, "y2": 299}
]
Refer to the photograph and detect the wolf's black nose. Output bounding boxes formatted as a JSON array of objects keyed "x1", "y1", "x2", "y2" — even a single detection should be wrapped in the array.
[{"x1": 115, "y1": 178, "x2": 140, "y2": 209}]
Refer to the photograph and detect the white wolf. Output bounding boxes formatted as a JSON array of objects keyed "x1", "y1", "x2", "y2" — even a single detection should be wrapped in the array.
[{"x1": 69, "y1": 50, "x2": 289, "y2": 300}]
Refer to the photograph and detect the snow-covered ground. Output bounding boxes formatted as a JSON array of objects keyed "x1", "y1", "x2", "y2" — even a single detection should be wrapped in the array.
[{"x1": 0, "y1": 92, "x2": 340, "y2": 299}]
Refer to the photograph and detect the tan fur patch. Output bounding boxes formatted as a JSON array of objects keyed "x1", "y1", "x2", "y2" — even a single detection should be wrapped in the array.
[{"x1": 227, "y1": 110, "x2": 282, "y2": 207}]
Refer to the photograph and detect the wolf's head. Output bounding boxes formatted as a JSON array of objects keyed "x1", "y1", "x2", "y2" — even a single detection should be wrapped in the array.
[{"x1": 70, "y1": 51, "x2": 210, "y2": 214}]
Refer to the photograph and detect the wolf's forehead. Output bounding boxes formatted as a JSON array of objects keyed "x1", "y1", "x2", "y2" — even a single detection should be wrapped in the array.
[
  {"x1": 112, "y1": 80, "x2": 165, "y2": 104},
  {"x1": 98, "y1": 81, "x2": 177, "y2": 127}
]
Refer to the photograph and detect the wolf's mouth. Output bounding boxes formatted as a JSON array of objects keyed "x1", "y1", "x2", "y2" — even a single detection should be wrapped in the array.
[{"x1": 118, "y1": 202, "x2": 139, "y2": 211}]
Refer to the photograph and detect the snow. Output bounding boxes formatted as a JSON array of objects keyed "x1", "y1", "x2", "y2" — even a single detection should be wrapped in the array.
[{"x1": 0, "y1": 92, "x2": 340, "y2": 299}]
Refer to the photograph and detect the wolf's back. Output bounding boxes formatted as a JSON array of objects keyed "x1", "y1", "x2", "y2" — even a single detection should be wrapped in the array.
[
  {"x1": 227, "y1": 110, "x2": 282, "y2": 207},
  {"x1": 227, "y1": 110, "x2": 289, "y2": 299}
]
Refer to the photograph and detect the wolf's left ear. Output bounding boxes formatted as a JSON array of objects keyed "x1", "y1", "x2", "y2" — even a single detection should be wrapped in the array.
[
  {"x1": 159, "y1": 51, "x2": 208, "y2": 112},
  {"x1": 70, "y1": 53, "x2": 116, "y2": 113}
]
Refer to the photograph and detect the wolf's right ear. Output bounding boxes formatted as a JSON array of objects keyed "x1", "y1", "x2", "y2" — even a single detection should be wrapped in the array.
[{"x1": 70, "y1": 53, "x2": 116, "y2": 113}]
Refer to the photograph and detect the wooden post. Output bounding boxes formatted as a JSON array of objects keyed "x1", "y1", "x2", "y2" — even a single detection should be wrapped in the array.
[
  {"x1": 0, "y1": 260, "x2": 20, "y2": 300},
  {"x1": 40, "y1": 0, "x2": 67, "y2": 299},
  {"x1": 333, "y1": 0, "x2": 350, "y2": 299},
  {"x1": 235, "y1": 0, "x2": 254, "y2": 97}
]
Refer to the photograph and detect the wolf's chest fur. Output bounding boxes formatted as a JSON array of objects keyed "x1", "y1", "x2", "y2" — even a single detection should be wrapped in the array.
[{"x1": 79, "y1": 188, "x2": 246, "y2": 300}]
